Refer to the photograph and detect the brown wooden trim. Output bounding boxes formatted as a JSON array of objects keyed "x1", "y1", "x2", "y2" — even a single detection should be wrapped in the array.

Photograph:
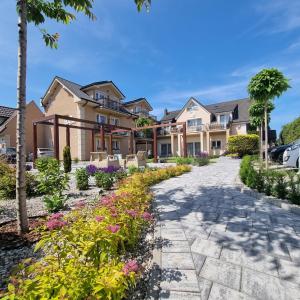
[
  {"x1": 66, "y1": 126, "x2": 70, "y2": 147},
  {"x1": 100, "y1": 125, "x2": 105, "y2": 151},
  {"x1": 153, "y1": 128, "x2": 158, "y2": 163},
  {"x1": 54, "y1": 115, "x2": 59, "y2": 160},
  {"x1": 109, "y1": 134, "x2": 113, "y2": 155},
  {"x1": 91, "y1": 130, "x2": 95, "y2": 152}
]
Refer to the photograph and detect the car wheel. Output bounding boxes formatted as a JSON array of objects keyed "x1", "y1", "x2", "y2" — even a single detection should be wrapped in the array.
[{"x1": 278, "y1": 153, "x2": 283, "y2": 164}]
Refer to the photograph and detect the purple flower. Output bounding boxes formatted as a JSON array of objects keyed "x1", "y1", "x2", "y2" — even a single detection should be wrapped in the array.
[
  {"x1": 142, "y1": 212, "x2": 153, "y2": 221},
  {"x1": 123, "y1": 260, "x2": 139, "y2": 275},
  {"x1": 107, "y1": 224, "x2": 120, "y2": 233},
  {"x1": 95, "y1": 215, "x2": 105, "y2": 222},
  {"x1": 86, "y1": 164, "x2": 98, "y2": 176},
  {"x1": 99, "y1": 166, "x2": 120, "y2": 174},
  {"x1": 126, "y1": 209, "x2": 138, "y2": 218},
  {"x1": 46, "y1": 219, "x2": 67, "y2": 230},
  {"x1": 49, "y1": 212, "x2": 64, "y2": 220}
]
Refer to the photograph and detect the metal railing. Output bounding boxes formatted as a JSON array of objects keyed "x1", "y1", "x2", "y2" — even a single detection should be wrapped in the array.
[
  {"x1": 187, "y1": 125, "x2": 204, "y2": 132},
  {"x1": 97, "y1": 97, "x2": 123, "y2": 112}
]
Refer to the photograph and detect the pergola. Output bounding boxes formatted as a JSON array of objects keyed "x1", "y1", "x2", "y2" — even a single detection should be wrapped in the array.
[{"x1": 32, "y1": 115, "x2": 187, "y2": 164}]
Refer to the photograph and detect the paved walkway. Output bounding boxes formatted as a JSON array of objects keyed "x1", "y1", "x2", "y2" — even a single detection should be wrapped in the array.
[{"x1": 151, "y1": 157, "x2": 300, "y2": 300}]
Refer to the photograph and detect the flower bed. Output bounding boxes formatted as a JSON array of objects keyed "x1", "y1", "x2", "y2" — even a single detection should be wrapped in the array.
[{"x1": 2, "y1": 165, "x2": 191, "y2": 299}]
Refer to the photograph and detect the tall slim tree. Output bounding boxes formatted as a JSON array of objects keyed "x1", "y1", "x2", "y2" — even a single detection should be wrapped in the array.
[
  {"x1": 248, "y1": 68, "x2": 290, "y2": 169},
  {"x1": 15, "y1": 0, "x2": 151, "y2": 233},
  {"x1": 249, "y1": 100, "x2": 274, "y2": 161}
]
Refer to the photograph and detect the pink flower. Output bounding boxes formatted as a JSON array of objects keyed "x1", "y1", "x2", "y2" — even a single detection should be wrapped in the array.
[
  {"x1": 75, "y1": 200, "x2": 86, "y2": 208},
  {"x1": 123, "y1": 260, "x2": 139, "y2": 275},
  {"x1": 111, "y1": 213, "x2": 118, "y2": 218},
  {"x1": 46, "y1": 219, "x2": 67, "y2": 230},
  {"x1": 142, "y1": 212, "x2": 153, "y2": 221},
  {"x1": 49, "y1": 212, "x2": 64, "y2": 220},
  {"x1": 126, "y1": 209, "x2": 138, "y2": 218},
  {"x1": 95, "y1": 215, "x2": 105, "y2": 222},
  {"x1": 107, "y1": 224, "x2": 120, "y2": 233},
  {"x1": 101, "y1": 196, "x2": 114, "y2": 207}
]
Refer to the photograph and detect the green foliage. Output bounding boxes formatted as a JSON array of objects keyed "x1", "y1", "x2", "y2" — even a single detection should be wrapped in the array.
[
  {"x1": 280, "y1": 116, "x2": 300, "y2": 144},
  {"x1": 135, "y1": 0, "x2": 151, "y2": 11},
  {"x1": 36, "y1": 158, "x2": 69, "y2": 212},
  {"x1": 95, "y1": 172, "x2": 114, "y2": 190},
  {"x1": 193, "y1": 157, "x2": 210, "y2": 166},
  {"x1": 128, "y1": 165, "x2": 140, "y2": 175},
  {"x1": 273, "y1": 172, "x2": 288, "y2": 199},
  {"x1": 75, "y1": 168, "x2": 89, "y2": 190},
  {"x1": 249, "y1": 100, "x2": 274, "y2": 127},
  {"x1": 175, "y1": 156, "x2": 210, "y2": 166},
  {"x1": 228, "y1": 134, "x2": 259, "y2": 157},
  {"x1": 4, "y1": 165, "x2": 190, "y2": 299},
  {"x1": 248, "y1": 68, "x2": 290, "y2": 103},
  {"x1": 287, "y1": 172, "x2": 300, "y2": 205},
  {"x1": 63, "y1": 146, "x2": 72, "y2": 173},
  {"x1": 73, "y1": 157, "x2": 79, "y2": 164},
  {"x1": 0, "y1": 161, "x2": 39, "y2": 199},
  {"x1": 175, "y1": 157, "x2": 194, "y2": 165}
]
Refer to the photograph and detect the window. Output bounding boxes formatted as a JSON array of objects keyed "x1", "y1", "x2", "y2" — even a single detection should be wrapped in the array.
[
  {"x1": 187, "y1": 102, "x2": 198, "y2": 112},
  {"x1": 110, "y1": 117, "x2": 119, "y2": 126},
  {"x1": 96, "y1": 114, "x2": 107, "y2": 124},
  {"x1": 211, "y1": 140, "x2": 221, "y2": 149},
  {"x1": 187, "y1": 118, "x2": 202, "y2": 127},
  {"x1": 161, "y1": 144, "x2": 172, "y2": 157},
  {"x1": 112, "y1": 141, "x2": 120, "y2": 150},
  {"x1": 95, "y1": 91, "x2": 105, "y2": 100},
  {"x1": 187, "y1": 142, "x2": 201, "y2": 156},
  {"x1": 220, "y1": 114, "x2": 229, "y2": 125}
]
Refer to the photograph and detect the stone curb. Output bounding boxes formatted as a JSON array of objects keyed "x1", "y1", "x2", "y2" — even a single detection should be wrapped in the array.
[{"x1": 235, "y1": 175, "x2": 300, "y2": 216}]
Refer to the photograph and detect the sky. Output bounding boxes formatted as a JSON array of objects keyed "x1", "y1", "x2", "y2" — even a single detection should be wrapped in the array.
[{"x1": 0, "y1": 0, "x2": 300, "y2": 134}]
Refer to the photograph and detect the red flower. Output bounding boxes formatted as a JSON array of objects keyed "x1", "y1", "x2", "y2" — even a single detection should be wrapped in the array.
[
  {"x1": 123, "y1": 260, "x2": 139, "y2": 275},
  {"x1": 126, "y1": 209, "x2": 138, "y2": 218},
  {"x1": 49, "y1": 212, "x2": 64, "y2": 220},
  {"x1": 95, "y1": 215, "x2": 105, "y2": 222},
  {"x1": 46, "y1": 219, "x2": 67, "y2": 230},
  {"x1": 75, "y1": 200, "x2": 86, "y2": 208},
  {"x1": 107, "y1": 224, "x2": 120, "y2": 233}
]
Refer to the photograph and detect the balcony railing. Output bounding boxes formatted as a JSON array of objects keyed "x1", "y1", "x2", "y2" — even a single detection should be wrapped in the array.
[
  {"x1": 134, "y1": 131, "x2": 153, "y2": 139},
  {"x1": 187, "y1": 125, "x2": 204, "y2": 132},
  {"x1": 207, "y1": 122, "x2": 229, "y2": 131},
  {"x1": 133, "y1": 110, "x2": 157, "y2": 120},
  {"x1": 96, "y1": 97, "x2": 123, "y2": 112}
]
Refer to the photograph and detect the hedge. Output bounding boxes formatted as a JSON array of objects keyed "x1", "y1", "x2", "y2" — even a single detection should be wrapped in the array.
[
  {"x1": 228, "y1": 134, "x2": 259, "y2": 157},
  {"x1": 3, "y1": 165, "x2": 191, "y2": 299}
]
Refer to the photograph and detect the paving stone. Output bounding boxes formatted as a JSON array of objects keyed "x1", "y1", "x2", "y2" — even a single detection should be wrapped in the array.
[
  {"x1": 160, "y1": 269, "x2": 199, "y2": 292},
  {"x1": 160, "y1": 290, "x2": 201, "y2": 299},
  {"x1": 191, "y1": 238, "x2": 222, "y2": 258},
  {"x1": 286, "y1": 245, "x2": 300, "y2": 263},
  {"x1": 160, "y1": 220, "x2": 182, "y2": 229},
  {"x1": 278, "y1": 259, "x2": 300, "y2": 285},
  {"x1": 241, "y1": 267, "x2": 295, "y2": 300},
  {"x1": 200, "y1": 257, "x2": 241, "y2": 290},
  {"x1": 220, "y1": 248, "x2": 278, "y2": 276},
  {"x1": 162, "y1": 252, "x2": 194, "y2": 269},
  {"x1": 208, "y1": 282, "x2": 254, "y2": 300},
  {"x1": 191, "y1": 253, "x2": 206, "y2": 274},
  {"x1": 161, "y1": 228, "x2": 186, "y2": 241},
  {"x1": 198, "y1": 277, "x2": 213, "y2": 300},
  {"x1": 162, "y1": 240, "x2": 190, "y2": 253}
]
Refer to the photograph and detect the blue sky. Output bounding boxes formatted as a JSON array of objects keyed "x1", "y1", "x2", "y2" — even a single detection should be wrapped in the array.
[{"x1": 0, "y1": 0, "x2": 300, "y2": 133}]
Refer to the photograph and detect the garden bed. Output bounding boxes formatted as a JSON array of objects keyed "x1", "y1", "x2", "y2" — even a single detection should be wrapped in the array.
[{"x1": 0, "y1": 165, "x2": 191, "y2": 299}]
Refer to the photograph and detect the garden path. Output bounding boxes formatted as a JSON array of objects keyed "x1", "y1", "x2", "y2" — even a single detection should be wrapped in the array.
[{"x1": 151, "y1": 157, "x2": 300, "y2": 300}]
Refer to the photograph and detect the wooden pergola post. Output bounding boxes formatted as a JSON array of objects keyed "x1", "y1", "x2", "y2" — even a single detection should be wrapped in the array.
[
  {"x1": 153, "y1": 127, "x2": 158, "y2": 163},
  {"x1": 54, "y1": 115, "x2": 59, "y2": 160},
  {"x1": 33, "y1": 123, "x2": 37, "y2": 166},
  {"x1": 129, "y1": 131, "x2": 134, "y2": 154},
  {"x1": 66, "y1": 126, "x2": 70, "y2": 147},
  {"x1": 91, "y1": 130, "x2": 95, "y2": 152},
  {"x1": 109, "y1": 134, "x2": 113, "y2": 155},
  {"x1": 100, "y1": 125, "x2": 105, "y2": 151},
  {"x1": 182, "y1": 123, "x2": 187, "y2": 157}
]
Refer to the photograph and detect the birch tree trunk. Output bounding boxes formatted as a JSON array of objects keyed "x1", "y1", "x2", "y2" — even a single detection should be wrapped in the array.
[
  {"x1": 264, "y1": 104, "x2": 268, "y2": 170},
  {"x1": 16, "y1": 0, "x2": 29, "y2": 233}
]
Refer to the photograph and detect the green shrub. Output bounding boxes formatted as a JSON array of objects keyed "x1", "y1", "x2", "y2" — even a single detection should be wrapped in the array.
[
  {"x1": 272, "y1": 171, "x2": 288, "y2": 199},
  {"x1": 280, "y1": 116, "x2": 300, "y2": 144},
  {"x1": 36, "y1": 158, "x2": 69, "y2": 212},
  {"x1": 95, "y1": 172, "x2": 114, "y2": 190},
  {"x1": 239, "y1": 155, "x2": 252, "y2": 184},
  {"x1": 75, "y1": 168, "x2": 89, "y2": 190},
  {"x1": 287, "y1": 172, "x2": 300, "y2": 205},
  {"x1": 193, "y1": 157, "x2": 209, "y2": 166},
  {"x1": 63, "y1": 146, "x2": 72, "y2": 173},
  {"x1": 127, "y1": 165, "x2": 139, "y2": 175},
  {"x1": 175, "y1": 157, "x2": 194, "y2": 165},
  {"x1": 263, "y1": 170, "x2": 275, "y2": 196},
  {"x1": 228, "y1": 134, "x2": 259, "y2": 157},
  {"x1": 73, "y1": 157, "x2": 79, "y2": 164}
]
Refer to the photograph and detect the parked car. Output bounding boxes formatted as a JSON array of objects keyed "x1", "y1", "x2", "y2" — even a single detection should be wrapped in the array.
[
  {"x1": 283, "y1": 143, "x2": 300, "y2": 169},
  {"x1": 270, "y1": 138, "x2": 300, "y2": 164},
  {"x1": 37, "y1": 148, "x2": 54, "y2": 158},
  {"x1": 1, "y1": 147, "x2": 17, "y2": 163}
]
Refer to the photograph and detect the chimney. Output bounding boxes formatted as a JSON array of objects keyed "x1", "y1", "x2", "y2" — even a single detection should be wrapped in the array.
[{"x1": 164, "y1": 108, "x2": 168, "y2": 115}]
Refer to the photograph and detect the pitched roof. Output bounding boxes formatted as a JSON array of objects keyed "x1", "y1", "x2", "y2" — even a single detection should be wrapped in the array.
[
  {"x1": 161, "y1": 110, "x2": 181, "y2": 122},
  {"x1": 123, "y1": 98, "x2": 153, "y2": 110},
  {"x1": 81, "y1": 81, "x2": 125, "y2": 98},
  {"x1": 0, "y1": 105, "x2": 16, "y2": 118},
  {"x1": 160, "y1": 98, "x2": 250, "y2": 123}
]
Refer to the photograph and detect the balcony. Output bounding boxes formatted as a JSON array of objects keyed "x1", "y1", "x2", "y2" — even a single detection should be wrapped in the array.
[
  {"x1": 133, "y1": 109, "x2": 157, "y2": 120},
  {"x1": 187, "y1": 125, "x2": 204, "y2": 132},
  {"x1": 96, "y1": 97, "x2": 123, "y2": 112},
  {"x1": 134, "y1": 131, "x2": 153, "y2": 139},
  {"x1": 207, "y1": 122, "x2": 229, "y2": 131}
]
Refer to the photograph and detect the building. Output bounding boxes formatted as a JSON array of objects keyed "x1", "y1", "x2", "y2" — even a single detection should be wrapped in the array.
[
  {"x1": 0, "y1": 101, "x2": 45, "y2": 155},
  {"x1": 157, "y1": 97, "x2": 251, "y2": 157},
  {"x1": 41, "y1": 76, "x2": 154, "y2": 160}
]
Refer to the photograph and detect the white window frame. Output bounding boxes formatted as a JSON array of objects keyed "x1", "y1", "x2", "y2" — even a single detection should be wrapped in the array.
[
  {"x1": 187, "y1": 142, "x2": 201, "y2": 156},
  {"x1": 110, "y1": 117, "x2": 120, "y2": 126},
  {"x1": 96, "y1": 114, "x2": 107, "y2": 124},
  {"x1": 187, "y1": 118, "x2": 202, "y2": 127},
  {"x1": 95, "y1": 91, "x2": 105, "y2": 100}
]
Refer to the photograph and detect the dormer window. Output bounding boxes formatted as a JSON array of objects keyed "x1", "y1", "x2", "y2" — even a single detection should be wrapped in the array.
[
  {"x1": 187, "y1": 102, "x2": 198, "y2": 112},
  {"x1": 95, "y1": 91, "x2": 105, "y2": 100}
]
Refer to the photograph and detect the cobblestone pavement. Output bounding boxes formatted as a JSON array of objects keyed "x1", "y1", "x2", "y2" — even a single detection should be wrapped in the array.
[{"x1": 151, "y1": 157, "x2": 300, "y2": 300}]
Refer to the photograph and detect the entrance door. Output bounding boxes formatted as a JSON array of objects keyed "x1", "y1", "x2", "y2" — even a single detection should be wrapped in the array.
[{"x1": 161, "y1": 143, "x2": 171, "y2": 157}]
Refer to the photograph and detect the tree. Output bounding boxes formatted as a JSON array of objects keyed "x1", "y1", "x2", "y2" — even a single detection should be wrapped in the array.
[
  {"x1": 248, "y1": 68, "x2": 290, "y2": 169},
  {"x1": 280, "y1": 116, "x2": 300, "y2": 144},
  {"x1": 63, "y1": 146, "x2": 72, "y2": 173},
  {"x1": 249, "y1": 100, "x2": 274, "y2": 160},
  {"x1": 15, "y1": 0, "x2": 150, "y2": 234}
]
